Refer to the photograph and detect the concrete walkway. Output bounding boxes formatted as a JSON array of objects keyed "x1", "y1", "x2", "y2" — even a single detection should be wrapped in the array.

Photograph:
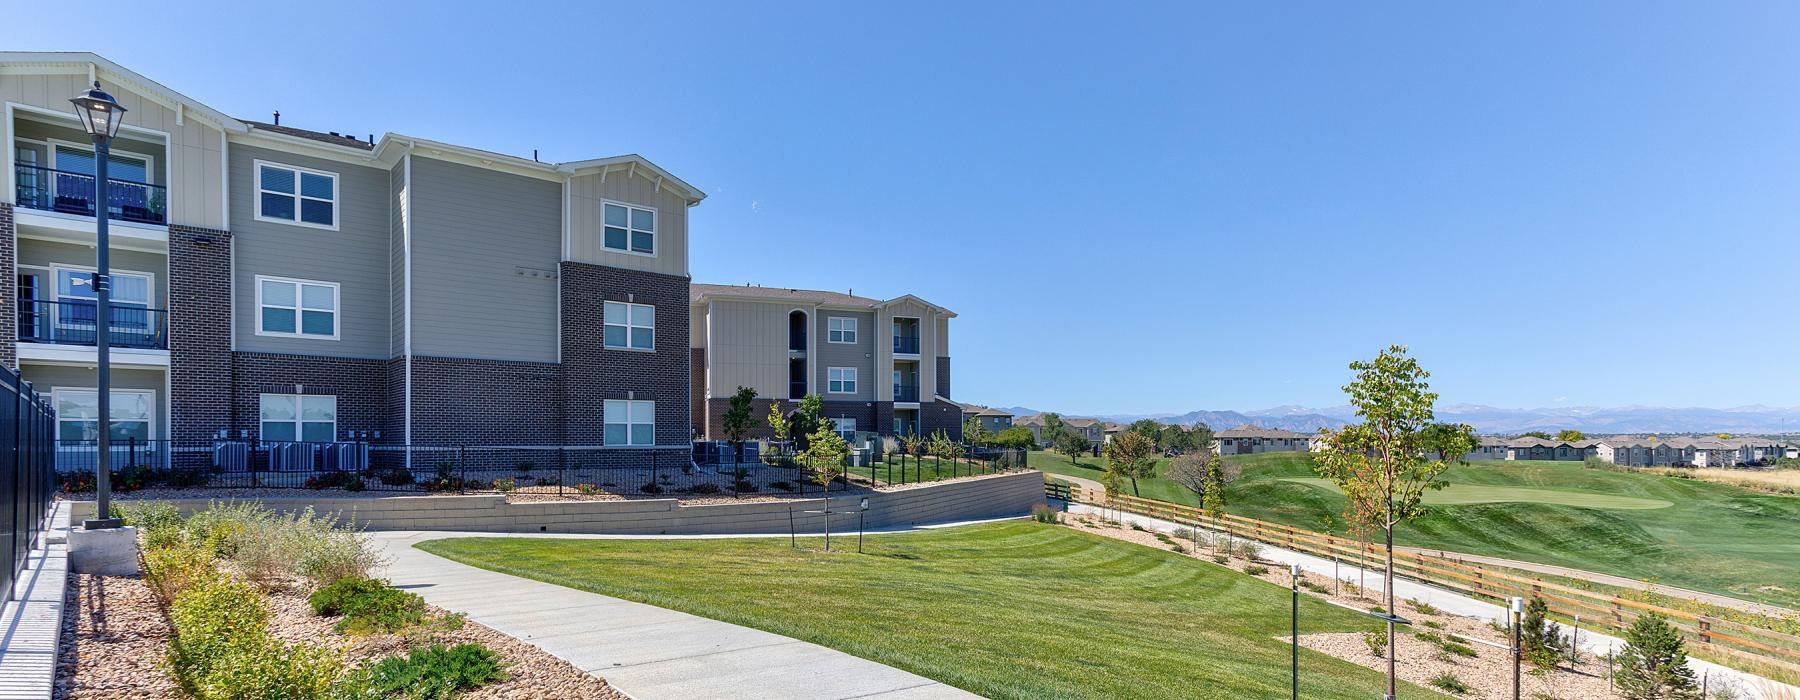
[
  {"x1": 373, "y1": 529, "x2": 980, "y2": 700},
  {"x1": 1066, "y1": 502, "x2": 1800, "y2": 700},
  {"x1": 0, "y1": 502, "x2": 70, "y2": 700}
]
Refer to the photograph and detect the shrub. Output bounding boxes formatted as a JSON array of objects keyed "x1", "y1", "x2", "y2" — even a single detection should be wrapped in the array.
[
  {"x1": 1520, "y1": 595, "x2": 1569, "y2": 669},
  {"x1": 1428, "y1": 672, "x2": 1470, "y2": 695},
  {"x1": 1244, "y1": 564, "x2": 1269, "y2": 576},
  {"x1": 1616, "y1": 612, "x2": 1700, "y2": 699},
  {"x1": 356, "y1": 643, "x2": 507, "y2": 700},
  {"x1": 1437, "y1": 639, "x2": 1478, "y2": 658},
  {"x1": 1300, "y1": 580, "x2": 1329, "y2": 593},
  {"x1": 167, "y1": 576, "x2": 271, "y2": 692},
  {"x1": 193, "y1": 636, "x2": 343, "y2": 700},
  {"x1": 734, "y1": 480, "x2": 759, "y2": 492},
  {"x1": 310, "y1": 576, "x2": 426, "y2": 634},
  {"x1": 576, "y1": 483, "x2": 600, "y2": 495},
  {"x1": 1406, "y1": 598, "x2": 1442, "y2": 616},
  {"x1": 144, "y1": 541, "x2": 221, "y2": 603},
  {"x1": 769, "y1": 481, "x2": 795, "y2": 491},
  {"x1": 1128, "y1": 522, "x2": 1148, "y2": 532},
  {"x1": 1031, "y1": 504, "x2": 1061, "y2": 524},
  {"x1": 373, "y1": 467, "x2": 416, "y2": 487},
  {"x1": 1211, "y1": 555, "x2": 1229, "y2": 565},
  {"x1": 1363, "y1": 630, "x2": 1387, "y2": 657},
  {"x1": 1412, "y1": 630, "x2": 1443, "y2": 644},
  {"x1": 1421, "y1": 619, "x2": 1445, "y2": 630},
  {"x1": 639, "y1": 482, "x2": 663, "y2": 494},
  {"x1": 305, "y1": 471, "x2": 362, "y2": 490},
  {"x1": 690, "y1": 483, "x2": 721, "y2": 494},
  {"x1": 492, "y1": 477, "x2": 517, "y2": 493},
  {"x1": 1232, "y1": 540, "x2": 1262, "y2": 561},
  {"x1": 121, "y1": 500, "x2": 183, "y2": 533}
]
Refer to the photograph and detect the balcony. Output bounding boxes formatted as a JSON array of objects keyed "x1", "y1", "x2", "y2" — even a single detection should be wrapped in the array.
[
  {"x1": 893, "y1": 384, "x2": 920, "y2": 402},
  {"x1": 18, "y1": 299, "x2": 168, "y2": 349},
  {"x1": 893, "y1": 335, "x2": 921, "y2": 354},
  {"x1": 14, "y1": 164, "x2": 168, "y2": 226}
]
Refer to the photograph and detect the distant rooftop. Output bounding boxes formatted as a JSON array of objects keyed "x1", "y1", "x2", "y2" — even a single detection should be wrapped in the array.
[{"x1": 242, "y1": 120, "x2": 374, "y2": 150}]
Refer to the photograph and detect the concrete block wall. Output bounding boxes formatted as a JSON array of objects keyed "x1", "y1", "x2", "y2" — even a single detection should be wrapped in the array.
[{"x1": 72, "y1": 470, "x2": 1046, "y2": 535}]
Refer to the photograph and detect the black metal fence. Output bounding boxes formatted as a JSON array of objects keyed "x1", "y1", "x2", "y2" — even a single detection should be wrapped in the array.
[
  {"x1": 2, "y1": 366, "x2": 58, "y2": 604},
  {"x1": 17, "y1": 299, "x2": 169, "y2": 349},
  {"x1": 13, "y1": 163, "x2": 169, "y2": 225},
  {"x1": 49, "y1": 439, "x2": 1028, "y2": 500}
]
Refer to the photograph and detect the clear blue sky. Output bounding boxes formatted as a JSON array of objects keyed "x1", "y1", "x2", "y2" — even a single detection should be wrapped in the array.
[{"x1": 9, "y1": 1, "x2": 1797, "y2": 414}]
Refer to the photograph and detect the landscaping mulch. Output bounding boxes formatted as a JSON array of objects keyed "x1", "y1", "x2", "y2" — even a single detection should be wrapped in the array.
[
  {"x1": 55, "y1": 574, "x2": 182, "y2": 700},
  {"x1": 56, "y1": 572, "x2": 626, "y2": 699}
]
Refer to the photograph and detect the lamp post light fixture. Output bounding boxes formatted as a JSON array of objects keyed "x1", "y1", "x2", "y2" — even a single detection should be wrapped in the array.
[
  {"x1": 70, "y1": 81, "x2": 126, "y2": 530},
  {"x1": 858, "y1": 497, "x2": 870, "y2": 553}
]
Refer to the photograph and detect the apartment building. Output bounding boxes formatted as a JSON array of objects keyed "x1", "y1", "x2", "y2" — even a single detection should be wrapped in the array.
[
  {"x1": 1, "y1": 53, "x2": 705, "y2": 467},
  {"x1": 1591, "y1": 436, "x2": 1791, "y2": 467},
  {"x1": 689, "y1": 284, "x2": 960, "y2": 441}
]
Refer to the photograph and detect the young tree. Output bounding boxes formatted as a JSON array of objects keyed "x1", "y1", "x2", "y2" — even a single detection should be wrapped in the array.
[
  {"x1": 801, "y1": 424, "x2": 850, "y2": 493},
  {"x1": 1187, "y1": 423, "x2": 1216, "y2": 455},
  {"x1": 992, "y1": 426, "x2": 1035, "y2": 450},
  {"x1": 1520, "y1": 595, "x2": 1569, "y2": 669},
  {"x1": 1556, "y1": 429, "x2": 1586, "y2": 442},
  {"x1": 793, "y1": 394, "x2": 824, "y2": 450},
  {"x1": 1166, "y1": 452, "x2": 1212, "y2": 501},
  {"x1": 1102, "y1": 431, "x2": 1157, "y2": 497},
  {"x1": 963, "y1": 415, "x2": 990, "y2": 447},
  {"x1": 767, "y1": 402, "x2": 791, "y2": 444},
  {"x1": 1128, "y1": 419, "x2": 1163, "y2": 443},
  {"x1": 722, "y1": 386, "x2": 758, "y2": 464},
  {"x1": 1054, "y1": 429, "x2": 1091, "y2": 466},
  {"x1": 1614, "y1": 612, "x2": 1701, "y2": 700},
  {"x1": 1312, "y1": 345, "x2": 1476, "y2": 699},
  {"x1": 1202, "y1": 456, "x2": 1229, "y2": 555}
]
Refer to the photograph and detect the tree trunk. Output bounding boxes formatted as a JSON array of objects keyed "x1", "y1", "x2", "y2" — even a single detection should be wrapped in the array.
[
  {"x1": 1384, "y1": 523, "x2": 1397, "y2": 700},
  {"x1": 1131, "y1": 478, "x2": 1140, "y2": 496}
]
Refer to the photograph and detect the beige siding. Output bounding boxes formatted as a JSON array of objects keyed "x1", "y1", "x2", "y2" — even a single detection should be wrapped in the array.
[
  {"x1": 22, "y1": 365, "x2": 168, "y2": 439},
  {"x1": 17, "y1": 238, "x2": 168, "y2": 306},
  {"x1": 566, "y1": 169, "x2": 690, "y2": 276},
  {"x1": 879, "y1": 299, "x2": 938, "y2": 399},
  {"x1": 2, "y1": 72, "x2": 226, "y2": 229},
  {"x1": 934, "y1": 316, "x2": 950, "y2": 356},
  {"x1": 703, "y1": 300, "x2": 793, "y2": 399}
]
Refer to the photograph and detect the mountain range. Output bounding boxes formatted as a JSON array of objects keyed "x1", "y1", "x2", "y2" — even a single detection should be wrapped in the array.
[{"x1": 994, "y1": 404, "x2": 1800, "y2": 435}]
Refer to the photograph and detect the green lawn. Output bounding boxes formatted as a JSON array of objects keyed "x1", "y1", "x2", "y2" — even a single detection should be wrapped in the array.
[
  {"x1": 1057, "y1": 450, "x2": 1800, "y2": 608},
  {"x1": 419, "y1": 522, "x2": 1436, "y2": 699}
]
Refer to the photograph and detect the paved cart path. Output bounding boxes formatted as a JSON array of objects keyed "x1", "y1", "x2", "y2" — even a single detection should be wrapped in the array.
[{"x1": 373, "y1": 530, "x2": 981, "y2": 700}]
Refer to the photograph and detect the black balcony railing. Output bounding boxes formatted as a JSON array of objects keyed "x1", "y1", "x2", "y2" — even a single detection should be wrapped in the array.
[
  {"x1": 13, "y1": 164, "x2": 167, "y2": 225},
  {"x1": 894, "y1": 384, "x2": 920, "y2": 402},
  {"x1": 18, "y1": 298, "x2": 168, "y2": 349},
  {"x1": 893, "y1": 335, "x2": 921, "y2": 354}
]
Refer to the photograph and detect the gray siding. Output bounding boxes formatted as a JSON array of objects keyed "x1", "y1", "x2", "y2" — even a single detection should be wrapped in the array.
[
  {"x1": 816, "y1": 310, "x2": 874, "y2": 401},
  {"x1": 407, "y1": 155, "x2": 560, "y2": 363},
  {"x1": 230, "y1": 143, "x2": 392, "y2": 359}
]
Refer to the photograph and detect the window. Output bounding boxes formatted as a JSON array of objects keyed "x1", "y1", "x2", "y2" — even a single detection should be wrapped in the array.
[
  {"x1": 827, "y1": 367, "x2": 857, "y2": 394},
  {"x1": 603, "y1": 301, "x2": 654, "y2": 350},
  {"x1": 833, "y1": 417, "x2": 856, "y2": 441},
  {"x1": 52, "y1": 267, "x2": 152, "y2": 337},
  {"x1": 257, "y1": 277, "x2": 338, "y2": 338},
  {"x1": 260, "y1": 394, "x2": 337, "y2": 442},
  {"x1": 604, "y1": 399, "x2": 655, "y2": 446},
  {"x1": 256, "y1": 161, "x2": 338, "y2": 228},
  {"x1": 827, "y1": 317, "x2": 857, "y2": 344},
  {"x1": 55, "y1": 389, "x2": 153, "y2": 442},
  {"x1": 602, "y1": 201, "x2": 655, "y2": 255}
]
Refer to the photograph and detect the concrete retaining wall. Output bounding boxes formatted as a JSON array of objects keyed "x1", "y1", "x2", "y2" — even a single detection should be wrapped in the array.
[{"x1": 70, "y1": 471, "x2": 1045, "y2": 535}]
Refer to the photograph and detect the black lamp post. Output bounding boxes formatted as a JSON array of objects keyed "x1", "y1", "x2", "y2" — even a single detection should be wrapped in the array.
[{"x1": 70, "y1": 81, "x2": 125, "y2": 530}]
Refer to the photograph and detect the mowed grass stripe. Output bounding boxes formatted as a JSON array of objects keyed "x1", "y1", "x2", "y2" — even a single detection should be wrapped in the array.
[
  {"x1": 419, "y1": 522, "x2": 1439, "y2": 699},
  {"x1": 1277, "y1": 477, "x2": 1673, "y2": 509}
]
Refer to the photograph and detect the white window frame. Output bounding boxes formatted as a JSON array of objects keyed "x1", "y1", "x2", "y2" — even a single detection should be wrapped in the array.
[
  {"x1": 604, "y1": 399, "x2": 656, "y2": 446},
  {"x1": 603, "y1": 301, "x2": 655, "y2": 351},
  {"x1": 827, "y1": 367, "x2": 857, "y2": 394},
  {"x1": 52, "y1": 387, "x2": 156, "y2": 442},
  {"x1": 254, "y1": 159, "x2": 340, "y2": 231},
  {"x1": 258, "y1": 393, "x2": 338, "y2": 443},
  {"x1": 600, "y1": 200, "x2": 657, "y2": 257},
  {"x1": 827, "y1": 316, "x2": 858, "y2": 344},
  {"x1": 255, "y1": 275, "x2": 341, "y2": 340}
]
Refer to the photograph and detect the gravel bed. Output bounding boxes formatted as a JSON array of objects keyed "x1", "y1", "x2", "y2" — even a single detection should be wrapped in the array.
[
  {"x1": 55, "y1": 574, "x2": 182, "y2": 699},
  {"x1": 1061, "y1": 514, "x2": 1637, "y2": 699},
  {"x1": 55, "y1": 571, "x2": 624, "y2": 699}
]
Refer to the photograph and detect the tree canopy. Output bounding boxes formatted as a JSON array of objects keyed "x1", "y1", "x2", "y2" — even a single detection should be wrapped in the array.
[{"x1": 1102, "y1": 431, "x2": 1157, "y2": 496}]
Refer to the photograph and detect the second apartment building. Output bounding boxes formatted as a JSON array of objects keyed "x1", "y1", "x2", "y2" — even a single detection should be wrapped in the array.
[{"x1": 1, "y1": 53, "x2": 704, "y2": 466}]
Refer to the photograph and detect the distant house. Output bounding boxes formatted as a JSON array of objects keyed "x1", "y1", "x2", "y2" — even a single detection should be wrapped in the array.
[
  {"x1": 1213, "y1": 425, "x2": 1313, "y2": 455},
  {"x1": 1102, "y1": 423, "x2": 1127, "y2": 444},
  {"x1": 958, "y1": 403, "x2": 1015, "y2": 435},
  {"x1": 1466, "y1": 436, "x2": 1511, "y2": 460},
  {"x1": 1015, "y1": 414, "x2": 1104, "y2": 448},
  {"x1": 1592, "y1": 436, "x2": 1791, "y2": 467},
  {"x1": 1503, "y1": 438, "x2": 1595, "y2": 461}
]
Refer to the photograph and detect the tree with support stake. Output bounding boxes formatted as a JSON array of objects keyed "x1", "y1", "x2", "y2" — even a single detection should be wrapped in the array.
[
  {"x1": 800, "y1": 424, "x2": 849, "y2": 551},
  {"x1": 1312, "y1": 345, "x2": 1476, "y2": 700}
]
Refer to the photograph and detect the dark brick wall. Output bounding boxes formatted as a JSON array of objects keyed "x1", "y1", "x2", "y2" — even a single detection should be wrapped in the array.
[
  {"x1": 169, "y1": 225, "x2": 233, "y2": 440},
  {"x1": 921, "y1": 399, "x2": 963, "y2": 441},
  {"x1": 935, "y1": 356, "x2": 951, "y2": 400},
  {"x1": 409, "y1": 355, "x2": 562, "y2": 445},
  {"x1": 384, "y1": 358, "x2": 406, "y2": 444},
  {"x1": 875, "y1": 401, "x2": 895, "y2": 437},
  {"x1": 704, "y1": 397, "x2": 792, "y2": 441},
  {"x1": 0, "y1": 202, "x2": 14, "y2": 370},
  {"x1": 690, "y1": 348, "x2": 706, "y2": 437},
  {"x1": 229, "y1": 352, "x2": 390, "y2": 441},
  {"x1": 819, "y1": 400, "x2": 877, "y2": 436},
  {"x1": 560, "y1": 262, "x2": 691, "y2": 446}
]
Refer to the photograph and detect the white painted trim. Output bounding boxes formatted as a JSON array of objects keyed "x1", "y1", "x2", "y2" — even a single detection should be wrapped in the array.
[
  {"x1": 10, "y1": 102, "x2": 173, "y2": 142},
  {"x1": 252, "y1": 159, "x2": 340, "y2": 231},
  {"x1": 401, "y1": 151, "x2": 413, "y2": 457},
  {"x1": 0, "y1": 53, "x2": 247, "y2": 132},
  {"x1": 51, "y1": 386, "x2": 157, "y2": 441},
  {"x1": 218, "y1": 129, "x2": 230, "y2": 226},
  {"x1": 252, "y1": 275, "x2": 341, "y2": 340},
  {"x1": 598, "y1": 199, "x2": 657, "y2": 257},
  {"x1": 13, "y1": 210, "x2": 168, "y2": 247},
  {"x1": 17, "y1": 344, "x2": 169, "y2": 368},
  {"x1": 827, "y1": 366, "x2": 857, "y2": 395},
  {"x1": 826, "y1": 316, "x2": 859, "y2": 344}
]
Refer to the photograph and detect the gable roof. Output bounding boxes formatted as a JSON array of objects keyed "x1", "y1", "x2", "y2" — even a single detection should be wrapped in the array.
[
  {"x1": 1217, "y1": 425, "x2": 1312, "y2": 439},
  {"x1": 691, "y1": 284, "x2": 882, "y2": 307},
  {"x1": 0, "y1": 52, "x2": 248, "y2": 132}
]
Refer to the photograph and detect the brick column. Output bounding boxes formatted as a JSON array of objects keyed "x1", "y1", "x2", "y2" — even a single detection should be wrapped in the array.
[{"x1": 168, "y1": 225, "x2": 233, "y2": 441}]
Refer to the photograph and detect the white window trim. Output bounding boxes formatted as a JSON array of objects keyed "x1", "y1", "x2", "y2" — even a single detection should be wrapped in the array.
[
  {"x1": 603, "y1": 399, "x2": 657, "y2": 447},
  {"x1": 253, "y1": 159, "x2": 340, "y2": 231},
  {"x1": 48, "y1": 264, "x2": 157, "y2": 307},
  {"x1": 258, "y1": 393, "x2": 338, "y2": 443},
  {"x1": 600, "y1": 199, "x2": 657, "y2": 257},
  {"x1": 827, "y1": 366, "x2": 858, "y2": 394},
  {"x1": 603, "y1": 301, "x2": 656, "y2": 352},
  {"x1": 254, "y1": 275, "x2": 341, "y2": 340},
  {"x1": 827, "y1": 316, "x2": 858, "y2": 344},
  {"x1": 52, "y1": 387, "x2": 156, "y2": 442}
]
